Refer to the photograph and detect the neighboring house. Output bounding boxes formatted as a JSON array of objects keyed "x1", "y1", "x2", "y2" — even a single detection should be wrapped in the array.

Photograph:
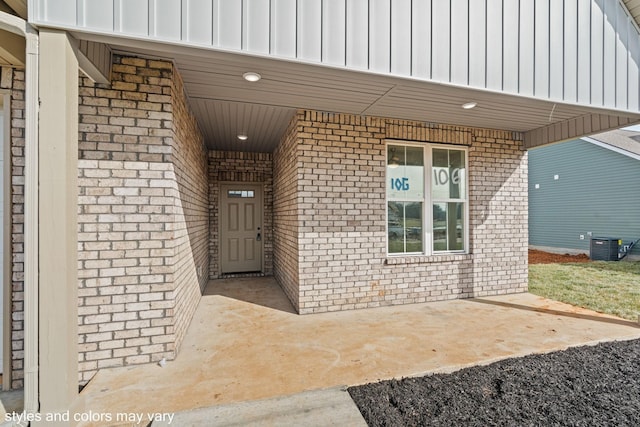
[
  {"x1": 2, "y1": 0, "x2": 640, "y2": 423},
  {"x1": 529, "y1": 129, "x2": 640, "y2": 259}
]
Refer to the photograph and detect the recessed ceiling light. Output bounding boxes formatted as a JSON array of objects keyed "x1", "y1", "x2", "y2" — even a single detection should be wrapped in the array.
[
  {"x1": 462, "y1": 102, "x2": 477, "y2": 110},
  {"x1": 242, "y1": 72, "x2": 261, "y2": 82},
  {"x1": 237, "y1": 134, "x2": 248, "y2": 141}
]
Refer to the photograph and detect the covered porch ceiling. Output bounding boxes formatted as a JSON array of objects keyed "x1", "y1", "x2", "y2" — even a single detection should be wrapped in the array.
[
  {"x1": 0, "y1": 1, "x2": 26, "y2": 66},
  {"x1": 623, "y1": 0, "x2": 640, "y2": 29},
  {"x1": 78, "y1": 33, "x2": 640, "y2": 153}
]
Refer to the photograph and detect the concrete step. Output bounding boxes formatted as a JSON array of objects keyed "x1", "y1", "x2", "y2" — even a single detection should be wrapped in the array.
[{"x1": 151, "y1": 387, "x2": 366, "y2": 427}]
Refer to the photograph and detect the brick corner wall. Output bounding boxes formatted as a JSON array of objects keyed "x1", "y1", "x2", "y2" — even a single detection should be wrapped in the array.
[
  {"x1": 272, "y1": 113, "x2": 302, "y2": 312},
  {"x1": 77, "y1": 55, "x2": 209, "y2": 384},
  {"x1": 273, "y1": 110, "x2": 528, "y2": 314},
  {"x1": 169, "y1": 64, "x2": 209, "y2": 351},
  {"x1": 1, "y1": 66, "x2": 26, "y2": 389},
  {"x1": 469, "y1": 132, "x2": 528, "y2": 296}
]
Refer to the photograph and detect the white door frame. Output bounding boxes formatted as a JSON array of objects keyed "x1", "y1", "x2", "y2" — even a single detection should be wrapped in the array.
[{"x1": 218, "y1": 182, "x2": 264, "y2": 274}]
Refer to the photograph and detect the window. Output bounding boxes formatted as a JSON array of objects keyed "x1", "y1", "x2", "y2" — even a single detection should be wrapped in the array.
[
  {"x1": 227, "y1": 190, "x2": 255, "y2": 198},
  {"x1": 387, "y1": 142, "x2": 468, "y2": 255}
]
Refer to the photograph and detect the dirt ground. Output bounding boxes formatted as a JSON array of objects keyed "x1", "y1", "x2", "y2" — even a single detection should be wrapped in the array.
[{"x1": 528, "y1": 249, "x2": 591, "y2": 264}]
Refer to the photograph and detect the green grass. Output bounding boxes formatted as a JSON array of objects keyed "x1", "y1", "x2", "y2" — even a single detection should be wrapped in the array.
[{"x1": 529, "y1": 261, "x2": 640, "y2": 321}]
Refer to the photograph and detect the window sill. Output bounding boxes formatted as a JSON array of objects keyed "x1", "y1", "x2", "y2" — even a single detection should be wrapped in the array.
[{"x1": 385, "y1": 253, "x2": 472, "y2": 265}]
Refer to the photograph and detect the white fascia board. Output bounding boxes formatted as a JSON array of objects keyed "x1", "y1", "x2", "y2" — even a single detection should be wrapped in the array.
[{"x1": 0, "y1": 9, "x2": 27, "y2": 35}]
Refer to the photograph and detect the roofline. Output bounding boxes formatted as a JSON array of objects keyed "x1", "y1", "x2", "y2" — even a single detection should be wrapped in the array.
[{"x1": 581, "y1": 136, "x2": 640, "y2": 161}]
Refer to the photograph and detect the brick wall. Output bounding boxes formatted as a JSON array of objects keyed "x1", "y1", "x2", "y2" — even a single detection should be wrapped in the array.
[
  {"x1": 273, "y1": 111, "x2": 528, "y2": 314},
  {"x1": 468, "y1": 130, "x2": 528, "y2": 296},
  {"x1": 169, "y1": 65, "x2": 209, "y2": 350},
  {"x1": 1, "y1": 67, "x2": 25, "y2": 389},
  {"x1": 208, "y1": 151, "x2": 273, "y2": 278},
  {"x1": 77, "y1": 56, "x2": 208, "y2": 383},
  {"x1": 272, "y1": 116, "x2": 300, "y2": 310}
]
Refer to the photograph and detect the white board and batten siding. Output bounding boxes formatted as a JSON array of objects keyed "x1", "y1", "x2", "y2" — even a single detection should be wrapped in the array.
[{"x1": 32, "y1": 0, "x2": 640, "y2": 113}]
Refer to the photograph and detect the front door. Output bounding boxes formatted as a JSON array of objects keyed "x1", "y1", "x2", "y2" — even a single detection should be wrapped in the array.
[{"x1": 220, "y1": 184, "x2": 263, "y2": 273}]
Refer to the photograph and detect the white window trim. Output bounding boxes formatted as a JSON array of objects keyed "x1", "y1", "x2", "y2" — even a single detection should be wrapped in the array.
[{"x1": 385, "y1": 139, "x2": 469, "y2": 257}]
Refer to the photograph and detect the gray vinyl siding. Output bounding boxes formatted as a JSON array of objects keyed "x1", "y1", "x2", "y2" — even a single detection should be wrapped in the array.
[
  {"x1": 529, "y1": 139, "x2": 640, "y2": 256},
  {"x1": 31, "y1": 0, "x2": 640, "y2": 113}
]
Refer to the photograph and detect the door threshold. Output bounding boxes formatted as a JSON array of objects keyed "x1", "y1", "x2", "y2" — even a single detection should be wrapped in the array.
[{"x1": 220, "y1": 272, "x2": 267, "y2": 279}]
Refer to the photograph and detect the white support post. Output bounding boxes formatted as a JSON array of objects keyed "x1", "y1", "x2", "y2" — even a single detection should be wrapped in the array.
[
  {"x1": 36, "y1": 28, "x2": 79, "y2": 420},
  {"x1": 23, "y1": 23, "x2": 39, "y2": 419}
]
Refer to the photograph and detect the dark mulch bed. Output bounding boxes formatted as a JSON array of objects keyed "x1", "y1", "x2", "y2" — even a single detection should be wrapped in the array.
[{"x1": 348, "y1": 339, "x2": 640, "y2": 426}]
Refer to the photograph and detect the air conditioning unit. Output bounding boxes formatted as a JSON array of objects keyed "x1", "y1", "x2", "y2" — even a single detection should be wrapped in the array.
[{"x1": 590, "y1": 237, "x2": 619, "y2": 261}]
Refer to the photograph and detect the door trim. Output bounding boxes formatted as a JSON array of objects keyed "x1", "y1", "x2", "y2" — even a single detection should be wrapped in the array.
[{"x1": 218, "y1": 182, "x2": 264, "y2": 275}]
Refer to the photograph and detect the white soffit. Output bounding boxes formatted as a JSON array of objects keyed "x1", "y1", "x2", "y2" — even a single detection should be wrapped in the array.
[
  {"x1": 0, "y1": 27, "x2": 24, "y2": 66},
  {"x1": 623, "y1": 0, "x2": 640, "y2": 30},
  {"x1": 3, "y1": 0, "x2": 26, "y2": 19},
  {"x1": 191, "y1": 100, "x2": 296, "y2": 153},
  {"x1": 75, "y1": 33, "x2": 640, "y2": 152}
]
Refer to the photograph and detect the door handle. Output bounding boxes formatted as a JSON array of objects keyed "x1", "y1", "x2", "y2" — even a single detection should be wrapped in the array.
[{"x1": 257, "y1": 226, "x2": 261, "y2": 241}]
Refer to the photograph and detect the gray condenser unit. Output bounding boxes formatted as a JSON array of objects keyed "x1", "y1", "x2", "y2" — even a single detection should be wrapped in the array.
[{"x1": 590, "y1": 237, "x2": 620, "y2": 261}]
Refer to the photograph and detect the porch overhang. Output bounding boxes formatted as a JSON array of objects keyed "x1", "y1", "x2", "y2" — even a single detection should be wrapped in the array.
[
  {"x1": 59, "y1": 31, "x2": 640, "y2": 153},
  {"x1": 28, "y1": 0, "x2": 640, "y2": 151}
]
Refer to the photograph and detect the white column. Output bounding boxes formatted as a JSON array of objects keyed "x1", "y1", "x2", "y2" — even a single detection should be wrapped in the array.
[
  {"x1": 22, "y1": 23, "x2": 39, "y2": 416},
  {"x1": 37, "y1": 28, "x2": 79, "y2": 416}
]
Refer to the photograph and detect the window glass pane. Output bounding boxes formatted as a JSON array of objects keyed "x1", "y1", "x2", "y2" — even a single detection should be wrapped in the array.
[
  {"x1": 448, "y1": 150, "x2": 465, "y2": 199},
  {"x1": 388, "y1": 201, "x2": 423, "y2": 253},
  {"x1": 388, "y1": 202, "x2": 405, "y2": 253},
  {"x1": 433, "y1": 202, "x2": 465, "y2": 252},
  {"x1": 406, "y1": 146, "x2": 424, "y2": 166},
  {"x1": 388, "y1": 145, "x2": 424, "y2": 200},
  {"x1": 432, "y1": 148, "x2": 466, "y2": 200},
  {"x1": 388, "y1": 145, "x2": 402, "y2": 166},
  {"x1": 228, "y1": 190, "x2": 255, "y2": 198},
  {"x1": 405, "y1": 202, "x2": 423, "y2": 252}
]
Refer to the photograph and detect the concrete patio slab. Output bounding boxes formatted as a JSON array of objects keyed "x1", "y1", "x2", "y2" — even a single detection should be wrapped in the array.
[
  {"x1": 0, "y1": 389, "x2": 24, "y2": 426},
  {"x1": 78, "y1": 277, "x2": 640, "y2": 426}
]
